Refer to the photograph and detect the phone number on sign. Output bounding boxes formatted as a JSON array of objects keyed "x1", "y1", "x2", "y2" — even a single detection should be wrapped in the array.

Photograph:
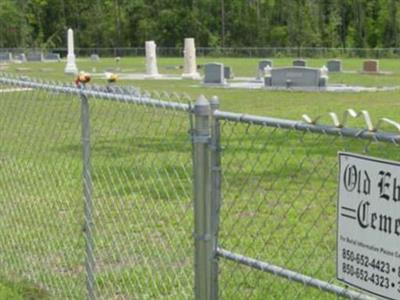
[
  {"x1": 342, "y1": 262, "x2": 400, "y2": 294},
  {"x1": 342, "y1": 248, "x2": 400, "y2": 276}
]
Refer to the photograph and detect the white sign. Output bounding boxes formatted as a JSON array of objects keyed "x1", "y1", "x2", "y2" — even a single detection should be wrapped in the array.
[{"x1": 337, "y1": 152, "x2": 400, "y2": 300}]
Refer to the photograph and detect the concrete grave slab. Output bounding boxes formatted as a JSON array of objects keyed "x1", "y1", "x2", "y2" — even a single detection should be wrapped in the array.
[{"x1": 265, "y1": 67, "x2": 327, "y2": 88}]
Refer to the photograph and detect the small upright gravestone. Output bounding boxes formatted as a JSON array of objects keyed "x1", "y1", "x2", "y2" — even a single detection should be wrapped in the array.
[
  {"x1": 257, "y1": 59, "x2": 273, "y2": 79},
  {"x1": 13, "y1": 53, "x2": 27, "y2": 62},
  {"x1": 44, "y1": 53, "x2": 61, "y2": 62},
  {"x1": 0, "y1": 52, "x2": 12, "y2": 61},
  {"x1": 327, "y1": 59, "x2": 342, "y2": 72},
  {"x1": 363, "y1": 60, "x2": 379, "y2": 73},
  {"x1": 224, "y1": 66, "x2": 233, "y2": 79},
  {"x1": 26, "y1": 53, "x2": 44, "y2": 62},
  {"x1": 90, "y1": 54, "x2": 100, "y2": 61},
  {"x1": 293, "y1": 59, "x2": 307, "y2": 67},
  {"x1": 204, "y1": 63, "x2": 226, "y2": 85}
]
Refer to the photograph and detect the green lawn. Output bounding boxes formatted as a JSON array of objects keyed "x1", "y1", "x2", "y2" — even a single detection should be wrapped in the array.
[
  {"x1": 1, "y1": 57, "x2": 399, "y2": 299},
  {"x1": 0, "y1": 277, "x2": 49, "y2": 300}
]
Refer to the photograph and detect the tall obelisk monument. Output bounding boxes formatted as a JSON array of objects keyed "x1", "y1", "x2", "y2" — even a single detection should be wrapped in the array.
[{"x1": 64, "y1": 28, "x2": 78, "y2": 75}]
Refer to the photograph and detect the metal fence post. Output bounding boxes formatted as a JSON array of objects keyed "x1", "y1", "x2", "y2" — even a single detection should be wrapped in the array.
[
  {"x1": 193, "y1": 95, "x2": 214, "y2": 300},
  {"x1": 210, "y1": 96, "x2": 221, "y2": 300},
  {"x1": 80, "y1": 87, "x2": 95, "y2": 300}
]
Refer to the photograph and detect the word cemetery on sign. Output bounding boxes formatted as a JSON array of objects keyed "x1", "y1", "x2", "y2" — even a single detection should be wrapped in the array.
[{"x1": 337, "y1": 152, "x2": 400, "y2": 300}]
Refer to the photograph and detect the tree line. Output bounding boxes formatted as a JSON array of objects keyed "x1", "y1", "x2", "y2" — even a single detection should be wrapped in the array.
[{"x1": 0, "y1": 0, "x2": 399, "y2": 49}]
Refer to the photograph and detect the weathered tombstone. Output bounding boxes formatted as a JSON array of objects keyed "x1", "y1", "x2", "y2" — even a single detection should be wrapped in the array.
[
  {"x1": 265, "y1": 67, "x2": 327, "y2": 88},
  {"x1": 293, "y1": 59, "x2": 307, "y2": 67},
  {"x1": 363, "y1": 60, "x2": 379, "y2": 73},
  {"x1": 144, "y1": 40, "x2": 161, "y2": 79},
  {"x1": 204, "y1": 63, "x2": 226, "y2": 85},
  {"x1": 64, "y1": 28, "x2": 78, "y2": 74},
  {"x1": 0, "y1": 52, "x2": 12, "y2": 61},
  {"x1": 224, "y1": 66, "x2": 233, "y2": 79},
  {"x1": 90, "y1": 54, "x2": 100, "y2": 61},
  {"x1": 13, "y1": 53, "x2": 26, "y2": 62},
  {"x1": 44, "y1": 53, "x2": 61, "y2": 62},
  {"x1": 257, "y1": 59, "x2": 273, "y2": 78},
  {"x1": 182, "y1": 38, "x2": 200, "y2": 79},
  {"x1": 26, "y1": 52, "x2": 44, "y2": 62},
  {"x1": 327, "y1": 59, "x2": 342, "y2": 72}
]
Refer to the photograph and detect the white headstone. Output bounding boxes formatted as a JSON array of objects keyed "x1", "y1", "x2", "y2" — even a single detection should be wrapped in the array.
[
  {"x1": 182, "y1": 38, "x2": 200, "y2": 80},
  {"x1": 13, "y1": 53, "x2": 27, "y2": 62},
  {"x1": 64, "y1": 28, "x2": 78, "y2": 75},
  {"x1": 145, "y1": 41, "x2": 161, "y2": 79}
]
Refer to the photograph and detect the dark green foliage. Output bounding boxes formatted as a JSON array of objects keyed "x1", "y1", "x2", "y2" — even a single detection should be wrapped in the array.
[{"x1": 1, "y1": 0, "x2": 400, "y2": 49}]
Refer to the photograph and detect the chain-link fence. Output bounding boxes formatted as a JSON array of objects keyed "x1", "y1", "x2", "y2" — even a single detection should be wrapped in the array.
[
  {"x1": 0, "y1": 75, "x2": 194, "y2": 299},
  {"x1": 213, "y1": 112, "x2": 400, "y2": 300},
  {"x1": 3, "y1": 47, "x2": 400, "y2": 59},
  {"x1": 1, "y1": 73, "x2": 399, "y2": 299}
]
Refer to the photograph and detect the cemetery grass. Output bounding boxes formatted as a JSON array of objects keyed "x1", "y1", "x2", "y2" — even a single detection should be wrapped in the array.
[
  {"x1": 4, "y1": 56, "x2": 400, "y2": 122},
  {"x1": 1, "y1": 58, "x2": 400, "y2": 299}
]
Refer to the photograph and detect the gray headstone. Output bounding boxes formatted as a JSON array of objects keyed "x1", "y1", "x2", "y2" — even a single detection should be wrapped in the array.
[
  {"x1": 293, "y1": 59, "x2": 307, "y2": 67},
  {"x1": 91, "y1": 54, "x2": 100, "y2": 61},
  {"x1": 13, "y1": 53, "x2": 27, "y2": 62},
  {"x1": 204, "y1": 63, "x2": 226, "y2": 85},
  {"x1": 257, "y1": 59, "x2": 273, "y2": 78},
  {"x1": 0, "y1": 52, "x2": 12, "y2": 61},
  {"x1": 224, "y1": 66, "x2": 233, "y2": 79},
  {"x1": 44, "y1": 53, "x2": 61, "y2": 61},
  {"x1": 26, "y1": 53, "x2": 44, "y2": 62},
  {"x1": 327, "y1": 59, "x2": 342, "y2": 72},
  {"x1": 266, "y1": 67, "x2": 327, "y2": 88}
]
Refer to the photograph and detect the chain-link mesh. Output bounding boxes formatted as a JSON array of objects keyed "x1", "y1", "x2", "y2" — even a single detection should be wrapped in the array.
[
  {"x1": 88, "y1": 90, "x2": 193, "y2": 299},
  {"x1": 216, "y1": 116, "x2": 400, "y2": 299},
  {"x1": 0, "y1": 77, "x2": 194, "y2": 299},
  {"x1": 2, "y1": 74, "x2": 400, "y2": 300},
  {"x1": 0, "y1": 84, "x2": 85, "y2": 299}
]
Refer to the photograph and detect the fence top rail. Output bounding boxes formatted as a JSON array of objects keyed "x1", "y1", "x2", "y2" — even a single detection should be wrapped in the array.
[
  {"x1": 2, "y1": 46, "x2": 400, "y2": 51},
  {"x1": 1, "y1": 74, "x2": 399, "y2": 144},
  {"x1": 214, "y1": 110, "x2": 400, "y2": 144},
  {"x1": 0, "y1": 75, "x2": 191, "y2": 112}
]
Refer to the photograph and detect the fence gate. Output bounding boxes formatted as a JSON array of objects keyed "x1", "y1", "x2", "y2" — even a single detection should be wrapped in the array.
[{"x1": 212, "y1": 109, "x2": 400, "y2": 299}]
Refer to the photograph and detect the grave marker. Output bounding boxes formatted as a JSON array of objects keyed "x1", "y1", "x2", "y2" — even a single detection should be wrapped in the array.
[
  {"x1": 363, "y1": 60, "x2": 379, "y2": 73},
  {"x1": 90, "y1": 54, "x2": 100, "y2": 61},
  {"x1": 257, "y1": 59, "x2": 273, "y2": 78},
  {"x1": 204, "y1": 63, "x2": 226, "y2": 85},
  {"x1": 293, "y1": 59, "x2": 307, "y2": 67},
  {"x1": 327, "y1": 59, "x2": 342, "y2": 72},
  {"x1": 145, "y1": 41, "x2": 161, "y2": 79},
  {"x1": 64, "y1": 28, "x2": 78, "y2": 74},
  {"x1": 26, "y1": 53, "x2": 44, "y2": 62},
  {"x1": 0, "y1": 52, "x2": 12, "y2": 61},
  {"x1": 44, "y1": 53, "x2": 61, "y2": 62},
  {"x1": 224, "y1": 66, "x2": 233, "y2": 79},
  {"x1": 265, "y1": 67, "x2": 327, "y2": 88},
  {"x1": 182, "y1": 38, "x2": 200, "y2": 79},
  {"x1": 13, "y1": 53, "x2": 26, "y2": 62}
]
